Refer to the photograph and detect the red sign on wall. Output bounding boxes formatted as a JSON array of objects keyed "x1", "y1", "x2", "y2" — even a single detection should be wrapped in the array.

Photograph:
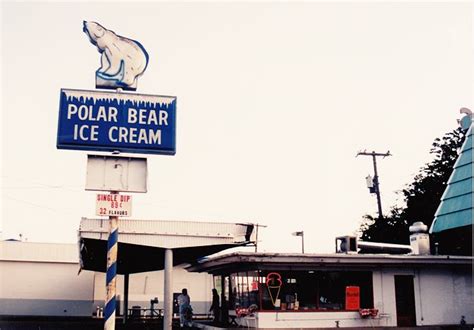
[{"x1": 345, "y1": 286, "x2": 360, "y2": 310}]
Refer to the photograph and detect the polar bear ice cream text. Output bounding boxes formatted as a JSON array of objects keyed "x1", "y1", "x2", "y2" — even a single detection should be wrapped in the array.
[{"x1": 83, "y1": 21, "x2": 149, "y2": 90}]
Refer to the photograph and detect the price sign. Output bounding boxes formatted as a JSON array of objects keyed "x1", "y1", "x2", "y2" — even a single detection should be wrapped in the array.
[{"x1": 96, "y1": 194, "x2": 132, "y2": 217}]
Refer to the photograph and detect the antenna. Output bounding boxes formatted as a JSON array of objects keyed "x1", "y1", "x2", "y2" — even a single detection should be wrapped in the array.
[{"x1": 356, "y1": 150, "x2": 392, "y2": 219}]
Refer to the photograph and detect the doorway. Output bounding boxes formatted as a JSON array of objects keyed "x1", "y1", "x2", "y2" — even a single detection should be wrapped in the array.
[{"x1": 394, "y1": 275, "x2": 416, "y2": 326}]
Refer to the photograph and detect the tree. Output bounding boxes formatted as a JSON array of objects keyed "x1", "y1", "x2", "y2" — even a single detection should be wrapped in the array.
[{"x1": 359, "y1": 126, "x2": 467, "y2": 244}]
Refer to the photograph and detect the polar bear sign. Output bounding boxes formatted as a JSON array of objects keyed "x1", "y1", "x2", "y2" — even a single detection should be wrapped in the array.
[
  {"x1": 57, "y1": 89, "x2": 176, "y2": 155},
  {"x1": 57, "y1": 22, "x2": 176, "y2": 155},
  {"x1": 83, "y1": 21, "x2": 149, "y2": 91}
]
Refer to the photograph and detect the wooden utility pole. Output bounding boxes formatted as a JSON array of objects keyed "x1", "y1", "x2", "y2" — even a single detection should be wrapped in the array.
[{"x1": 357, "y1": 151, "x2": 391, "y2": 219}]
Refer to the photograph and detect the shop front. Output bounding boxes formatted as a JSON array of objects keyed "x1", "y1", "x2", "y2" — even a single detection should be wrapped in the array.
[
  {"x1": 213, "y1": 268, "x2": 377, "y2": 328},
  {"x1": 187, "y1": 252, "x2": 473, "y2": 328},
  {"x1": 227, "y1": 270, "x2": 373, "y2": 312}
]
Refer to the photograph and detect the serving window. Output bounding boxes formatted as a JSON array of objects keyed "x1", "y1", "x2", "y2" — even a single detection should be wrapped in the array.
[{"x1": 227, "y1": 270, "x2": 373, "y2": 312}]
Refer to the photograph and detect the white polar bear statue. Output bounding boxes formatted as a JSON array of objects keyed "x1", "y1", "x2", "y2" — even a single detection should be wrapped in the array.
[{"x1": 83, "y1": 21, "x2": 149, "y2": 90}]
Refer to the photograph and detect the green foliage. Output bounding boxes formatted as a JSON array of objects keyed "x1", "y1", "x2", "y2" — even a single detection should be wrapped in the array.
[{"x1": 359, "y1": 126, "x2": 467, "y2": 244}]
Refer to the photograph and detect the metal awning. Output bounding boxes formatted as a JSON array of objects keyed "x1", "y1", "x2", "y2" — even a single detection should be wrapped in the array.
[
  {"x1": 79, "y1": 218, "x2": 256, "y2": 274},
  {"x1": 185, "y1": 252, "x2": 473, "y2": 274}
]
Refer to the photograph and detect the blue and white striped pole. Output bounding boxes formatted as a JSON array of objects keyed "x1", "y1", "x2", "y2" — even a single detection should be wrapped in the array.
[
  {"x1": 104, "y1": 88, "x2": 123, "y2": 330},
  {"x1": 104, "y1": 199, "x2": 119, "y2": 330}
]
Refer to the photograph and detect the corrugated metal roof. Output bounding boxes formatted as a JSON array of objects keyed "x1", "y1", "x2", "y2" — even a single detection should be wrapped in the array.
[
  {"x1": 78, "y1": 218, "x2": 256, "y2": 273},
  {"x1": 0, "y1": 241, "x2": 78, "y2": 263},
  {"x1": 430, "y1": 114, "x2": 473, "y2": 233},
  {"x1": 79, "y1": 218, "x2": 256, "y2": 249}
]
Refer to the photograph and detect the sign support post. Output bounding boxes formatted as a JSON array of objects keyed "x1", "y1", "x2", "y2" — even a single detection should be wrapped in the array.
[
  {"x1": 104, "y1": 191, "x2": 119, "y2": 330},
  {"x1": 56, "y1": 21, "x2": 176, "y2": 330},
  {"x1": 163, "y1": 249, "x2": 173, "y2": 330}
]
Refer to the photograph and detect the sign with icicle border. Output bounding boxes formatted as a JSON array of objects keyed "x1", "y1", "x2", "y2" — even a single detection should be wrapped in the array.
[{"x1": 57, "y1": 89, "x2": 176, "y2": 155}]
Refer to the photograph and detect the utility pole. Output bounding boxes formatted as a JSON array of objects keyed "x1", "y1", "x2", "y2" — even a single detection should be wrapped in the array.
[{"x1": 357, "y1": 150, "x2": 391, "y2": 219}]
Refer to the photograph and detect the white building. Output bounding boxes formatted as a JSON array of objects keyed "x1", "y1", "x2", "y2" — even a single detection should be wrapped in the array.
[
  {"x1": 1, "y1": 240, "x2": 472, "y2": 328},
  {"x1": 187, "y1": 252, "x2": 473, "y2": 328},
  {"x1": 0, "y1": 240, "x2": 213, "y2": 317}
]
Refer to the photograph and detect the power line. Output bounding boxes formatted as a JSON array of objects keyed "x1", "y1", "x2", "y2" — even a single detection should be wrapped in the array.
[
  {"x1": 1, "y1": 175, "x2": 83, "y2": 192},
  {"x1": 3, "y1": 194, "x2": 78, "y2": 216}
]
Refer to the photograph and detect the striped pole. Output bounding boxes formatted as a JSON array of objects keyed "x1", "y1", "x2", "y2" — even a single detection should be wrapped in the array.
[{"x1": 104, "y1": 198, "x2": 119, "y2": 330}]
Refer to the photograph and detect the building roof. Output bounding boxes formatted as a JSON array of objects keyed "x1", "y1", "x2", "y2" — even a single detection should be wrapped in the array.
[
  {"x1": 79, "y1": 218, "x2": 256, "y2": 274},
  {"x1": 186, "y1": 251, "x2": 473, "y2": 274},
  {"x1": 430, "y1": 112, "x2": 473, "y2": 233}
]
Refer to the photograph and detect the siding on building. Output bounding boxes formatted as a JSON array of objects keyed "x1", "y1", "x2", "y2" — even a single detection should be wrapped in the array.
[
  {"x1": 0, "y1": 241, "x2": 213, "y2": 316},
  {"x1": 0, "y1": 260, "x2": 95, "y2": 316}
]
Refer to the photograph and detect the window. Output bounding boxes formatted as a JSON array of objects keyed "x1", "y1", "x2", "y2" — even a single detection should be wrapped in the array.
[
  {"x1": 230, "y1": 271, "x2": 261, "y2": 309},
  {"x1": 227, "y1": 270, "x2": 373, "y2": 312}
]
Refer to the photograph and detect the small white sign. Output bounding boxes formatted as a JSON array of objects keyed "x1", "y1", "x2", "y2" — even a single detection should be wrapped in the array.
[
  {"x1": 96, "y1": 194, "x2": 132, "y2": 217},
  {"x1": 86, "y1": 155, "x2": 147, "y2": 193}
]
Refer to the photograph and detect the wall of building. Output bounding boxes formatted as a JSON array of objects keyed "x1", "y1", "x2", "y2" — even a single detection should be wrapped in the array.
[
  {"x1": 0, "y1": 241, "x2": 213, "y2": 317},
  {"x1": 415, "y1": 268, "x2": 472, "y2": 326},
  {"x1": 371, "y1": 267, "x2": 472, "y2": 327},
  {"x1": 249, "y1": 311, "x2": 385, "y2": 328},
  {"x1": 0, "y1": 260, "x2": 95, "y2": 316},
  {"x1": 92, "y1": 265, "x2": 213, "y2": 315}
]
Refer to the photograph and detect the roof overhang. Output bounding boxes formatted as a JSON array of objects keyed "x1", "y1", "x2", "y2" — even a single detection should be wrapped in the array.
[
  {"x1": 186, "y1": 252, "x2": 474, "y2": 274},
  {"x1": 79, "y1": 218, "x2": 256, "y2": 274}
]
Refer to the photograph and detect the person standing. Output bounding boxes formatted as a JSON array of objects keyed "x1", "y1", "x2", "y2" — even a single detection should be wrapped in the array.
[
  {"x1": 209, "y1": 288, "x2": 220, "y2": 323},
  {"x1": 177, "y1": 288, "x2": 191, "y2": 328}
]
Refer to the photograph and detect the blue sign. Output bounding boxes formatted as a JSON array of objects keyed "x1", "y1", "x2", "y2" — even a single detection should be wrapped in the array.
[{"x1": 57, "y1": 89, "x2": 176, "y2": 155}]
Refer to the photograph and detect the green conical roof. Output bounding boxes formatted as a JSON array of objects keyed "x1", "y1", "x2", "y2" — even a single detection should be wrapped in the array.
[{"x1": 430, "y1": 114, "x2": 473, "y2": 233}]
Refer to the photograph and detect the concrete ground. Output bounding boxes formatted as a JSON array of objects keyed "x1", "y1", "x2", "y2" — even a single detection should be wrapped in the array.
[
  {"x1": 0, "y1": 317, "x2": 471, "y2": 330},
  {"x1": 0, "y1": 316, "x2": 189, "y2": 330}
]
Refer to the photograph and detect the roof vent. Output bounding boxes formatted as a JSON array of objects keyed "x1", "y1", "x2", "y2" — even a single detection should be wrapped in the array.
[
  {"x1": 409, "y1": 221, "x2": 428, "y2": 233},
  {"x1": 409, "y1": 221, "x2": 430, "y2": 255}
]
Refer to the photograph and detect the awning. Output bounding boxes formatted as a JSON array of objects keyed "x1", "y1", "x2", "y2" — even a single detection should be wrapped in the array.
[
  {"x1": 185, "y1": 252, "x2": 473, "y2": 274},
  {"x1": 79, "y1": 218, "x2": 256, "y2": 274}
]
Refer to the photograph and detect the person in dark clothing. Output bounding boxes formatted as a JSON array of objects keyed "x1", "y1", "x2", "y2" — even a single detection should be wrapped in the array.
[{"x1": 209, "y1": 288, "x2": 220, "y2": 323}]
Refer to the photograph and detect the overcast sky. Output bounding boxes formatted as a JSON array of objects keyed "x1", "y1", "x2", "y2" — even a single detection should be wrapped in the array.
[{"x1": 1, "y1": 1, "x2": 472, "y2": 253}]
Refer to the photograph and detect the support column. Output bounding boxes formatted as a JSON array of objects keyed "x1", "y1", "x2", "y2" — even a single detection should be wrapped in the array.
[
  {"x1": 220, "y1": 275, "x2": 227, "y2": 324},
  {"x1": 163, "y1": 249, "x2": 173, "y2": 330},
  {"x1": 123, "y1": 274, "x2": 129, "y2": 324}
]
